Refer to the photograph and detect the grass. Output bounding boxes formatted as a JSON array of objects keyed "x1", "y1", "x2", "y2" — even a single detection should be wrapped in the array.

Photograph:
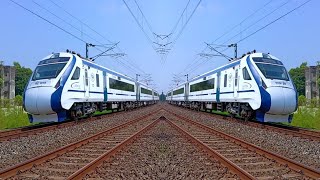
[
  {"x1": 290, "y1": 107, "x2": 320, "y2": 130},
  {"x1": 0, "y1": 106, "x2": 31, "y2": 130},
  {"x1": 0, "y1": 107, "x2": 115, "y2": 130},
  {"x1": 211, "y1": 107, "x2": 320, "y2": 130},
  {"x1": 93, "y1": 110, "x2": 113, "y2": 116}
]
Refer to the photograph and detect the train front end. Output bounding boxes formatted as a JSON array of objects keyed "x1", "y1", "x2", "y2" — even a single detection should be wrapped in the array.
[
  {"x1": 24, "y1": 53, "x2": 75, "y2": 123},
  {"x1": 247, "y1": 53, "x2": 297, "y2": 123}
]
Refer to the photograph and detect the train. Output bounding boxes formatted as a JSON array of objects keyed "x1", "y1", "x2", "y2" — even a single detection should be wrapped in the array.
[
  {"x1": 166, "y1": 52, "x2": 298, "y2": 123},
  {"x1": 23, "y1": 51, "x2": 159, "y2": 123}
]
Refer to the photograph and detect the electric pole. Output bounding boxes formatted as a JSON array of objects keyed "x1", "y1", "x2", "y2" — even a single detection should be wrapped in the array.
[
  {"x1": 228, "y1": 43, "x2": 237, "y2": 59},
  {"x1": 185, "y1": 74, "x2": 188, "y2": 82},
  {"x1": 136, "y1": 74, "x2": 140, "y2": 82},
  {"x1": 86, "y1": 43, "x2": 95, "y2": 58}
]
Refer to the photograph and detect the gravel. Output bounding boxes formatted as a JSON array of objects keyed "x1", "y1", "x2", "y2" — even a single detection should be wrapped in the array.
[
  {"x1": 164, "y1": 104, "x2": 320, "y2": 171},
  {"x1": 0, "y1": 104, "x2": 161, "y2": 171},
  {"x1": 87, "y1": 119, "x2": 239, "y2": 179}
]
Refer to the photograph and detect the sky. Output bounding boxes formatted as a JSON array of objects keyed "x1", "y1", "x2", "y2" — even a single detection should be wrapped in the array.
[{"x1": 1, "y1": 0, "x2": 319, "y2": 93}]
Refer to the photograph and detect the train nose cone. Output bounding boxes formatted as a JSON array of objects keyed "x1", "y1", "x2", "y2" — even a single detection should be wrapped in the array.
[
  {"x1": 24, "y1": 87, "x2": 56, "y2": 114},
  {"x1": 267, "y1": 87, "x2": 297, "y2": 114}
]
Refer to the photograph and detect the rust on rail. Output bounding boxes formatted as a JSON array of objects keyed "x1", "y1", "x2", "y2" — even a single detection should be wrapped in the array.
[{"x1": 165, "y1": 109, "x2": 320, "y2": 179}]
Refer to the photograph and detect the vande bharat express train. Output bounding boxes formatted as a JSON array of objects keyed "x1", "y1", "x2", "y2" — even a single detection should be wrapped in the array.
[
  {"x1": 23, "y1": 52, "x2": 159, "y2": 123},
  {"x1": 166, "y1": 52, "x2": 298, "y2": 123}
]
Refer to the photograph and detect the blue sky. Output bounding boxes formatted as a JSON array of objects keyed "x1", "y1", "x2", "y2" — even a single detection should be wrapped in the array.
[{"x1": 1, "y1": 0, "x2": 319, "y2": 93}]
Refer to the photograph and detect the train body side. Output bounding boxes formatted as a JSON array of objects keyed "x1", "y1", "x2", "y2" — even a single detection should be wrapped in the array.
[
  {"x1": 24, "y1": 52, "x2": 158, "y2": 123},
  {"x1": 167, "y1": 53, "x2": 297, "y2": 123}
]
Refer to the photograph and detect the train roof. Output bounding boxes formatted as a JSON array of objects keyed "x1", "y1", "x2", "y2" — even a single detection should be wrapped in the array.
[
  {"x1": 168, "y1": 52, "x2": 280, "y2": 92},
  {"x1": 43, "y1": 52, "x2": 158, "y2": 92}
]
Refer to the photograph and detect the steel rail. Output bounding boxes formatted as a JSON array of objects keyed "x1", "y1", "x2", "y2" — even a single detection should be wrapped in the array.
[
  {"x1": 173, "y1": 105, "x2": 320, "y2": 141},
  {"x1": 0, "y1": 109, "x2": 160, "y2": 179},
  {"x1": 165, "y1": 117, "x2": 255, "y2": 180},
  {"x1": 165, "y1": 109, "x2": 320, "y2": 179},
  {"x1": 67, "y1": 118, "x2": 161, "y2": 179},
  {"x1": 0, "y1": 105, "x2": 158, "y2": 142}
]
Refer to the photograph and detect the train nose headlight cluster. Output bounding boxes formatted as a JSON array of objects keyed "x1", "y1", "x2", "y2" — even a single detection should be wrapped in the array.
[{"x1": 54, "y1": 79, "x2": 61, "y2": 89}]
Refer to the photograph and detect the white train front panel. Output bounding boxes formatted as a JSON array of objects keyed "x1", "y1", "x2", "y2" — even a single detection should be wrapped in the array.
[
  {"x1": 167, "y1": 53, "x2": 297, "y2": 123},
  {"x1": 24, "y1": 52, "x2": 158, "y2": 123}
]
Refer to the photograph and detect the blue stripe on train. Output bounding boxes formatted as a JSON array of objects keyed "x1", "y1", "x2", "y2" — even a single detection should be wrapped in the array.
[
  {"x1": 246, "y1": 55, "x2": 271, "y2": 122},
  {"x1": 51, "y1": 55, "x2": 76, "y2": 122}
]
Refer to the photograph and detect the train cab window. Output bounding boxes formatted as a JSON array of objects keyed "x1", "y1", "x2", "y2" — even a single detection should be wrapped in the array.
[
  {"x1": 224, "y1": 74, "x2": 227, "y2": 87},
  {"x1": 71, "y1": 67, "x2": 80, "y2": 80},
  {"x1": 96, "y1": 74, "x2": 100, "y2": 87},
  {"x1": 85, "y1": 69, "x2": 88, "y2": 86},
  {"x1": 242, "y1": 67, "x2": 251, "y2": 80}
]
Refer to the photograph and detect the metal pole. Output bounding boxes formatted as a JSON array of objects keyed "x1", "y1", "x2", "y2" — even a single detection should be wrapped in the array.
[
  {"x1": 86, "y1": 43, "x2": 89, "y2": 58},
  {"x1": 234, "y1": 43, "x2": 237, "y2": 59}
]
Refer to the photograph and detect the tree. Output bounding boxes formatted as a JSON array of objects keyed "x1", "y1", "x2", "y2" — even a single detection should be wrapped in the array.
[
  {"x1": 13, "y1": 62, "x2": 32, "y2": 96},
  {"x1": 289, "y1": 62, "x2": 307, "y2": 96}
]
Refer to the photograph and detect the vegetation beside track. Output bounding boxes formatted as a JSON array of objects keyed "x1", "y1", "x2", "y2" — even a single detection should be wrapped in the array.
[
  {"x1": 0, "y1": 97, "x2": 115, "y2": 130},
  {"x1": 0, "y1": 96, "x2": 30, "y2": 130}
]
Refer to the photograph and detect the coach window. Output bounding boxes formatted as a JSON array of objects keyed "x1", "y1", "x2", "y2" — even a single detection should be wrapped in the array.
[
  {"x1": 96, "y1": 74, "x2": 100, "y2": 87},
  {"x1": 224, "y1": 74, "x2": 227, "y2": 87},
  {"x1": 242, "y1": 67, "x2": 251, "y2": 80},
  {"x1": 71, "y1": 67, "x2": 80, "y2": 80},
  {"x1": 85, "y1": 69, "x2": 88, "y2": 86}
]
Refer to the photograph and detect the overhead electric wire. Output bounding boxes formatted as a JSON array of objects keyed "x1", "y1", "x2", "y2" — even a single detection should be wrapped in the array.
[
  {"x1": 32, "y1": 0, "x2": 105, "y2": 52},
  {"x1": 12, "y1": 0, "x2": 148, "y2": 80},
  {"x1": 122, "y1": 0, "x2": 155, "y2": 46},
  {"x1": 10, "y1": 0, "x2": 86, "y2": 44},
  {"x1": 213, "y1": 0, "x2": 274, "y2": 43},
  {"x1": 47, "y1": 0, "x2": 149, "y2": 76},
  {"x1": 164, "y1": 0, "x2": 202, "y2": 62},
  {"x1": 221, "y1": 0, "x2": 291, "y2": 45},
  {"x1": 177, "y1": 0, "x2": 292, "y2": 78},
  {"x1": 236, "y1": 0, "x2": 312, "y2": 44},
  {"x1": 170, "y1": 0, "x2": 202, "y2": 45},
  {"x1": 48, "y1": 0, "x2": 114, "y2": 44},
  {"x1": 169, "y1": 0, "x2": 191, "y2": 38},
  {"x1": 133, "y1": 0, "x2": 154, "y2": 35}
]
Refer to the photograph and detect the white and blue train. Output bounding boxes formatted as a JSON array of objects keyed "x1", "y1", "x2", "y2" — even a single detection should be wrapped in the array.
[
  {"x1": 167, "y1": 52, "x2": 298, "y2": 123},
  {"x1": 23, "y1": 52, "x2": 159, "y2": 123}
]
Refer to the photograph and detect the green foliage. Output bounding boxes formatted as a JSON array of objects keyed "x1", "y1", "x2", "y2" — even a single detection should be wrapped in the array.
[
  {"x1": 0, "y1": 98, "x2": 30, "y2": 130},
  {"x1": 288, "y1": 62, "x2": 307, "y2": 96},
  {"x1": 13, "y1": 62, "x2": 33, "y2": 96},
  {"x1": 291, "y1": 107, "x2": 320, "y2": 130},
  {"x1": 0, "y1": 77, "x2": 3, "y2": 88},
  {"x1": 14, "y1": 95, "x2": 23, "y2": 106},
  {"x1": 298, "y1": 95, "x2": 307, "y2": 106}
]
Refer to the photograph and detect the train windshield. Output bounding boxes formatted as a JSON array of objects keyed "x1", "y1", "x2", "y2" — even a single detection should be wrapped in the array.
[
  {"x1": 32, "y1": 61, "x2": 67, "y2": 81},
  {"x1": 255, "y1": 63, "x2": 289, "y2": 81}
]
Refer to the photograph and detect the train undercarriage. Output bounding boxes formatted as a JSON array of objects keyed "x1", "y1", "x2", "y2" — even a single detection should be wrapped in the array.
[
  {"x1": 168, "y1": 101, "x2": 254, "y2": 120},
  {"x1": 67, "y1": 101, "x2": 158, "y2": 120}
]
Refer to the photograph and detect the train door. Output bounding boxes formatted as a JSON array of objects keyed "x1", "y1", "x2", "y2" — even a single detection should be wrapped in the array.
[
  {"x1": 233, "y1": 68, "x2": 239, "y2": 98},
  {"x1": 184, "y1": 83, "x2": 189, "y2": 102},
  {"x1": 136, "y1": 83, "x2": 140, "y2": 101},
  {"x1": 84, "y1": 67, "x2": 90, "y2": 98},
  {"x1": 216, "y1": 72, "x2": 221, "y2": 102}
]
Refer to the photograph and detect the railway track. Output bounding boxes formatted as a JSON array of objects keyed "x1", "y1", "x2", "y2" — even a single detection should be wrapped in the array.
[
  {"x1": 172, "y1": 105, "x2": 320, "y2": 141},
  {"x1": 0, "y1": 110, "x2": 161, "y2": 179},
  {"x1": 0, "y1": 106, "x2": 156, "y2": 142},
  {"x1": 165, "y1": 109, "x2": 320, "y2": 179}
]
